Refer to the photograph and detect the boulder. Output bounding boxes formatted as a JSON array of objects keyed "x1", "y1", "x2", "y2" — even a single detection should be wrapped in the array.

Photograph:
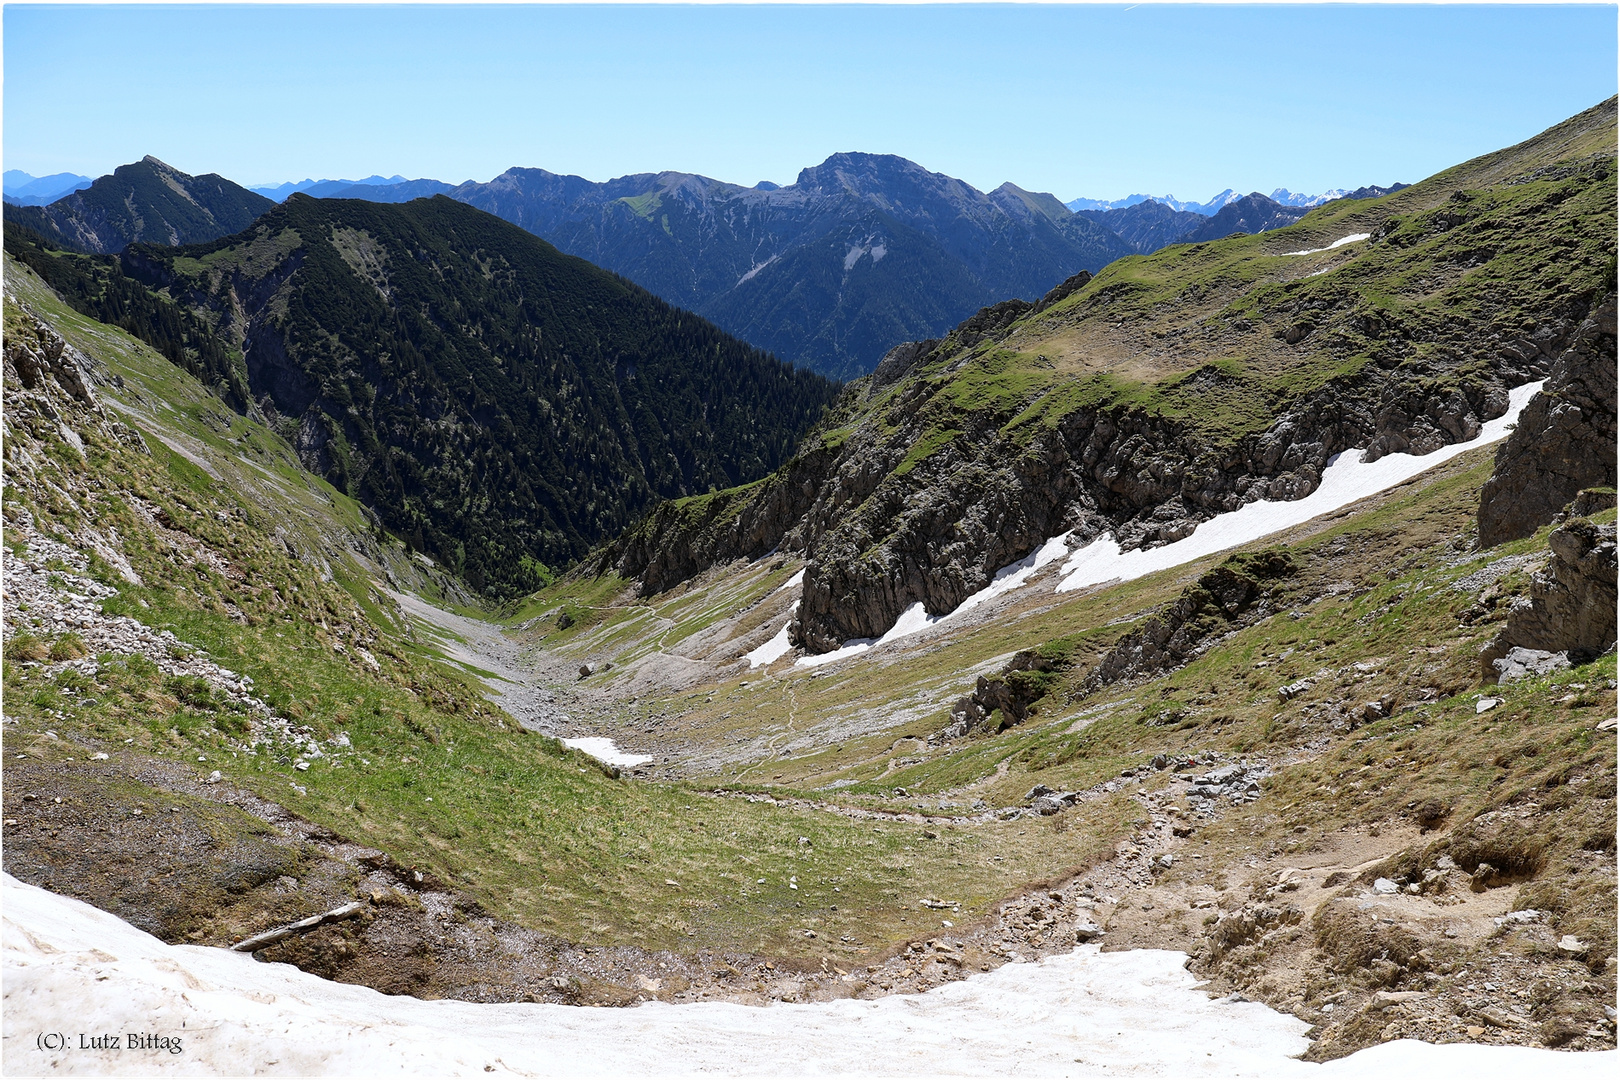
[{"x1": 1491, "y1": 647, "x2": 1571, "y2": 685}]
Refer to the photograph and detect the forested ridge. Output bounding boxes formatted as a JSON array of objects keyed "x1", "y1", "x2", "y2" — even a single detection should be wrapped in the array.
[{"x1": 13, "y1": 194, "x2": 839, "y2": 598}]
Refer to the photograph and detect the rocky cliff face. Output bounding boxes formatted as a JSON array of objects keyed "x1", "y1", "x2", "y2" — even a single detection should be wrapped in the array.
[
  {"x1": 1477, "y1": 297, "x2": 1617, "y2": 547},
  {"x1": 2, "y1": 295, "x2": 148, "y2": 460},
  {"x1": 784, "y1": 349, "x2": 1535, "y2": 651}
]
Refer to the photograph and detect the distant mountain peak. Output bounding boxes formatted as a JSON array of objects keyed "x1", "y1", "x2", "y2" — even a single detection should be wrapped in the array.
[
  {"x1": 2, "y1": 170, "x2": 94, "y2": 206},
  {"x1": 1064, "y1": 189, "x2": 1242, "y2": 216},
  {"x1": 992, "y1": 182, "x2": 1072, "y2": 223},
  {"x1": 7, "y1": 157, "x2": 270, "y2": 253}
]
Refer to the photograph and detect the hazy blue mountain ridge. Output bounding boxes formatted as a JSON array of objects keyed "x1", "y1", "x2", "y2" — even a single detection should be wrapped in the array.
[
  {"x1": 248, "y1": 174, "x2": 413, "y2": 200},
  {"x1": 3, "y1": 170, "x2": 94, "y2": 206}
]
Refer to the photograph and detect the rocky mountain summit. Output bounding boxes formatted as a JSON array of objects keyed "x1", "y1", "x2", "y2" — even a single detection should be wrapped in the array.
[
  {"x1": 4, "y1": 156, "x2": 271, "y2": 254},
  {"x1": 443, "y1": 152, "x2": 1134, "y2": 379}
]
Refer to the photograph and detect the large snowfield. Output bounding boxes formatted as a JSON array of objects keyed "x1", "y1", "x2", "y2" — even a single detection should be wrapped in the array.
[{"x1": 2, "y1": 875, "x2": 1610, "y2": 1078}]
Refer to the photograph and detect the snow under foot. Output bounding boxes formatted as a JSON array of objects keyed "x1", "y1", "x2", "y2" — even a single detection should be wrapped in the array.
[{"x1": 3, "y1": 874, "x2": 1611, "y2": 1078}]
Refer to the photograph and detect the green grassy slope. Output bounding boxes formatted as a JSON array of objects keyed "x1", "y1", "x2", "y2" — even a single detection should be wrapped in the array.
[{"x1": 5, "y1": 243, "x2": 1612, "y2": 1048}]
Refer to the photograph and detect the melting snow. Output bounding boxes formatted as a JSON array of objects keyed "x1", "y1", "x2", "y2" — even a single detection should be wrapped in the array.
[
  {"x1": 950, "y1": 532, "x2": 1072, "y2": 619},
  {"x1": 745, "y1": 570, "x2": 808, "y2": 668},
  {"x1": 560, "y1": 737, "x2": 652, "y2": 769},
  {"x1": 795, "y1": 535, "x2": 1074, "y2": 667},
  {"x1": 796, "y1": 604, "x2": 926, "y2": 668},
  {"x1": 798, "y1": 380, "x2": 1543, "y2": 666},
  {"x1": 745, "y1": 602, "x2": 798, "y2": 667},
  {"x1": 4, "y1": 875, "x2": 1609, "y2": 1078},
  {"x1": 1280, "y1": 233, "x2": 1371, "y2": 257},
  {"x1": 1056, "y1": 380, "x2": 1544, "y2": 593}
]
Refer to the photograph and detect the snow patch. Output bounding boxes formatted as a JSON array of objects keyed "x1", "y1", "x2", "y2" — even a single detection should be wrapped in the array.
[
  {"x1": 1056, "y1": 380, "x2": 1544, "y2": 594},
  {"x1": 950, "y1": 532, "x2": 1072, "y2": 619},
  {"x1": 745, "y1": 569, "x2": 808, "y2": 667},
  {"x1": 6, "y1": 874, "x2": 1610, "y2": 1078},
  {"x1": 796, "y1": 602, "x2": 935, "y2": 668},
  {"x1": 795, "y1": 535, "x2": 1072, "y2": 668},
  {"x1": 1280, "y1": 233, "x2": 1370, "y2": 257},
  {"x1": 736, "y1": 254, "x2": 779, "y2": 286},
  {"x1": 561, "y1": 737, "x2": 652, "y2": 769},
  {"x1": 746, "y1": 602, "x2": 798, "y2": 668}
]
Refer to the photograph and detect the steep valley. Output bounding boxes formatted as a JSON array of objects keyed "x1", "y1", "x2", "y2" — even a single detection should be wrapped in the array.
[{"x1": 2, "y1": 102, "x2": 1617, "y2": 1072}]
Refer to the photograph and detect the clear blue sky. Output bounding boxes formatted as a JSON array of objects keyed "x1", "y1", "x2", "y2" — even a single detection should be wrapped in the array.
[{"x1": 5, "y1": 4, "x2": 1616, "y2": 201}]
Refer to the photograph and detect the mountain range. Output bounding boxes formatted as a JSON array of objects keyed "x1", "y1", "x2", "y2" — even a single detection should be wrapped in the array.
[
  {"x1": 2, "y1": 170, "x2": 93, "y2": 206},
  {"x1": 596, "y1": 99, "x2": 1617, "y2": 654},
  {"x1": 1064, "y1": 189, "x2": 1246, "y2": 214},
  {"x1": 429, "y1": 155, "x2": 1136, "y2": 380},
  {"x1": 345, "y1": 169, "x2": 1402, "y2": 378},
  {"x1": 249, "y1": 174, "x2": 456, "y2": 201},
  {"x1": 1, "y1": 97, "x2": 1613, "y2": 1067},
  {"x1": 6, "y1": 156, "x2": 1409, "y2": 381}
]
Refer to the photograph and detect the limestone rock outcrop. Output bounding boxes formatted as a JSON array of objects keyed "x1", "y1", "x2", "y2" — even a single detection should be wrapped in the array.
[
  {"x1": 1478, "y1": 297, "x2": 1617, "y2": 547},
  {"x1": 1480, "y1": 516, "x2": 1618, "y2": 681}
]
